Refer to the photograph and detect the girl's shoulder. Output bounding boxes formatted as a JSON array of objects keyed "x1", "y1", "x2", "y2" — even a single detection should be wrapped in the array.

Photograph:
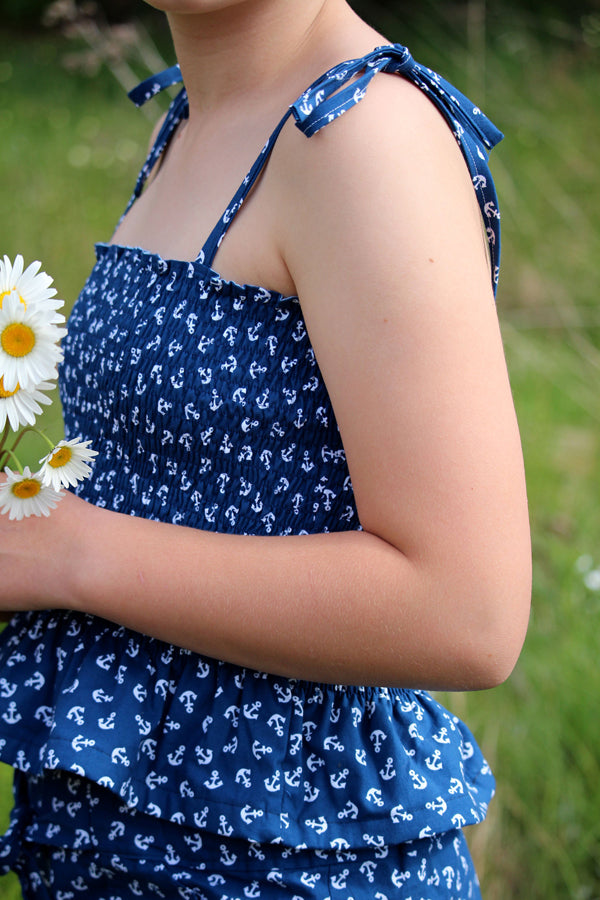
[{"x1": 272, "y1": 43, "x2": 502, "y2": 292}]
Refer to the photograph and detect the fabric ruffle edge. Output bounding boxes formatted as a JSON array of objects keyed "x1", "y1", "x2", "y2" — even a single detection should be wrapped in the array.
[{"x1": 0, "y1": 611, "x2": 494, "y2": 850}]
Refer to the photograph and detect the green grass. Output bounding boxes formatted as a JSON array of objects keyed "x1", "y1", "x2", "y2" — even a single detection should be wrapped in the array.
[
  {"x1": 440, "y1": 334, "x2": 600, "y2": 899},
  {"x1": 1, "y1": 11, "x2": 600, "y2": 898},
  {"x1": 0, "y1": 29, "x2": 157, "y2": 309}
]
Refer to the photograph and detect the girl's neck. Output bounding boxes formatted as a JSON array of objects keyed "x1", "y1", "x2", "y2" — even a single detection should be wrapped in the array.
[{"x1": 166, "y1": 0, "x2": 382, "y2": 119}]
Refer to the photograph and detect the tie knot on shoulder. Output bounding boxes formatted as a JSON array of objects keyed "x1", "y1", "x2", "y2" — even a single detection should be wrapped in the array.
[{"x1": 290, "y1": 45, "x2": 415, "y2": 138}]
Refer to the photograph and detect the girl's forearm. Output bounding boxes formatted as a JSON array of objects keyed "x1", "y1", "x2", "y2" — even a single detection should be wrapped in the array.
[{"x1": 66, "y1": 501, "x2": 524, "y2": 691}]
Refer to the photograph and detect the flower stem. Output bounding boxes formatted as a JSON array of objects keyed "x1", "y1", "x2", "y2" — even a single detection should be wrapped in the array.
[
  {"x1": 0, "y1": 427, "x2": 56, "y2": 472},
  {"x1": 0, "y1": 421, "x2": 10, "y2": 453},
  {"x1": 0, "y1": 422, "x2": 12, "y2": 470},
  {"x1": 0, "y1": 447, "x2": 24, "y2": 474},
  {"x1": 7, "y1": 427, "x2": 55, "y2": 459},
  {"x1": 36, "y1": 429, "x2": 58, "y2": 452},
  {"x1": 4, "y1": 426, "x2": 35, "y2": 458}
]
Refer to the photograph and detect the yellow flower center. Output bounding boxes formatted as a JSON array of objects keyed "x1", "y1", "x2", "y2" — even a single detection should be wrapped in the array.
[
  {"x1": 0, "y1": 375, "x2": 19, "y2": 398},
  {"x1": 1, "y1": 322, "x2": 36, "y2": 357},
  {"x1": 11, "y1": 478, "x2": 41, "y2": 500},
  {"x1": 48, "y1": 446, "x2": 72, "y2": 469}
]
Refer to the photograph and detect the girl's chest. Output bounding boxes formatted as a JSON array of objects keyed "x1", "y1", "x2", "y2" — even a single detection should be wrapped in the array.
[
  {"x1": 111, "y1": 118, "x2": 296, "y2": 298},
  {"x1": 61, "y1": 253, "x2": 324, "y2": 447}
]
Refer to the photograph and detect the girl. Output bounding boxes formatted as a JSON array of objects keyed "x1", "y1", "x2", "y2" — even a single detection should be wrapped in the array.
[{"x1": 0, "y1": 0, "x2": 530, "y2": 896}]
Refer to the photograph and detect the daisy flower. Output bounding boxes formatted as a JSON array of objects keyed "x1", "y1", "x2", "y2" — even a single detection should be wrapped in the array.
[
  {"x1": 40, "y1": 438, "x2": 98, "y2": 490},
  {"x1": 0, "y1": 466, "x2": 63, "y2": 520},
  {"x1": 0, "y1": 376, "x2": 55, "y2": 432},
  {"x1": 0, "y1": 254, "x2": 64, "y2": 321},
  {"x1": 0, "y1": 291, "x2": 66, "y2": 393}
]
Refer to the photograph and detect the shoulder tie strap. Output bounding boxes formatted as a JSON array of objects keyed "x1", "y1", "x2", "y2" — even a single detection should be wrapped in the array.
[
  {"x1": 290, "y1": 45, "x2": 504, "y2": 291},
  {"x1": 128, "y1": 65, "x2": 183, "y2": 108},
  {"x1": 290, "y1": 46, "x2": 413, "y2": 138},
  {"x1": 126, "y1": 48, "x2": 503, "y2": 289},
  {"x1": 126, "y1": 64, "x2": 294, "y2": 268},
  {"x1": 199, "y1": 109, "x2": 293, "y2": 267},
  {"x1": 118, "y1": 67, "x2": 188, "y2": 223}
]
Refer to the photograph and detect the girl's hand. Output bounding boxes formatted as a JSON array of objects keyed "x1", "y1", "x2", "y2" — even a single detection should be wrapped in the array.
[{"x1": 0, "y1": 481, "x2": 94, "y2": 613}]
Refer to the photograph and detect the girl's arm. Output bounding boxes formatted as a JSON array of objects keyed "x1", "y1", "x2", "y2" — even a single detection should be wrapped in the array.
[{"x1": 0, "y1": 75, "x2": 530, "y2": 691}]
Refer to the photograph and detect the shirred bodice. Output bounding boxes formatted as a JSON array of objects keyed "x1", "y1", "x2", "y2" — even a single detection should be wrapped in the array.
[{"x1": 60, "y1": 243, "x2": 358, "y2": 536}]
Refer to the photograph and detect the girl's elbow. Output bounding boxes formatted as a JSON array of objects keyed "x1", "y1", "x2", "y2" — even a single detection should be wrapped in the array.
[{"x1": 463, "y1": 580, "x2": 531, "y2": 690}]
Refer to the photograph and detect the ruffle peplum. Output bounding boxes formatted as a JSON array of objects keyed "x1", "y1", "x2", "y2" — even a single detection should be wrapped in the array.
[{"x1": 0, "y1": 610, "x2": 492, "y2": 849}]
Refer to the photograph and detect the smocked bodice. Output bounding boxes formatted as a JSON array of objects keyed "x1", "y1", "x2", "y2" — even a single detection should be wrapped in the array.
[{"x1": 60, "y1": 244, "x2": 358, "y2": 536}]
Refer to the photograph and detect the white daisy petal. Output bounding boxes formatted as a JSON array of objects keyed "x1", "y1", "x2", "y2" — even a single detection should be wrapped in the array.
[
  {"x1": 0, "y1": 292, "x2": 66, "y2": 392},
  {"x1": 0, "y1": 255, "x2": 25, "y2": 294},
  {"x1": 40, "y1": 438, "x2": 98, "y2": 490},
  {"x1": 0, "y1": 377, "x2": 56, "y2": 432},
  {"x1": 0, "y1": 466, "x2": 63, "y2": 519},
  {"x1": 0, "y1": 256, "x2": 24, "y2": 306},
  {"x1": 0, "y1": 255, "x2": 63, "y2": 320}
]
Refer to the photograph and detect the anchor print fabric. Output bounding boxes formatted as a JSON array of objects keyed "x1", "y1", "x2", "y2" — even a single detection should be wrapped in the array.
[
  {"x1": 5, "y1": 769, "x2": 482, "y2": 899},
  {"x1": 0, "y1": 43, "x2": 501, "y2": 861},
  {"x1": 0, "y1": 610, "x2": 492, "y2": 851}
]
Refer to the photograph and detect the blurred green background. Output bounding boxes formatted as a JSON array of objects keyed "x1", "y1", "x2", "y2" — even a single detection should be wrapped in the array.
[{"x1": 1, "y1": 1, "x2": 599, "y2": 897}]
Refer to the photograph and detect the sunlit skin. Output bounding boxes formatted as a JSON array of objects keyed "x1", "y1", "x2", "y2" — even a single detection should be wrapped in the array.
[
  {"x1": 0, "y1": 0, "x2": 531, "y2": 689},
  {"x1": 144, "y1": 0, "x2": 255, "y2": 12}
]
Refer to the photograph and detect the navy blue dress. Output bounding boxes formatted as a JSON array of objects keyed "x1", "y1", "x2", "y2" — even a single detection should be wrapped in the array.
[{"x1": 0, "y1": 45, "x2": 503, "y2": 898}]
